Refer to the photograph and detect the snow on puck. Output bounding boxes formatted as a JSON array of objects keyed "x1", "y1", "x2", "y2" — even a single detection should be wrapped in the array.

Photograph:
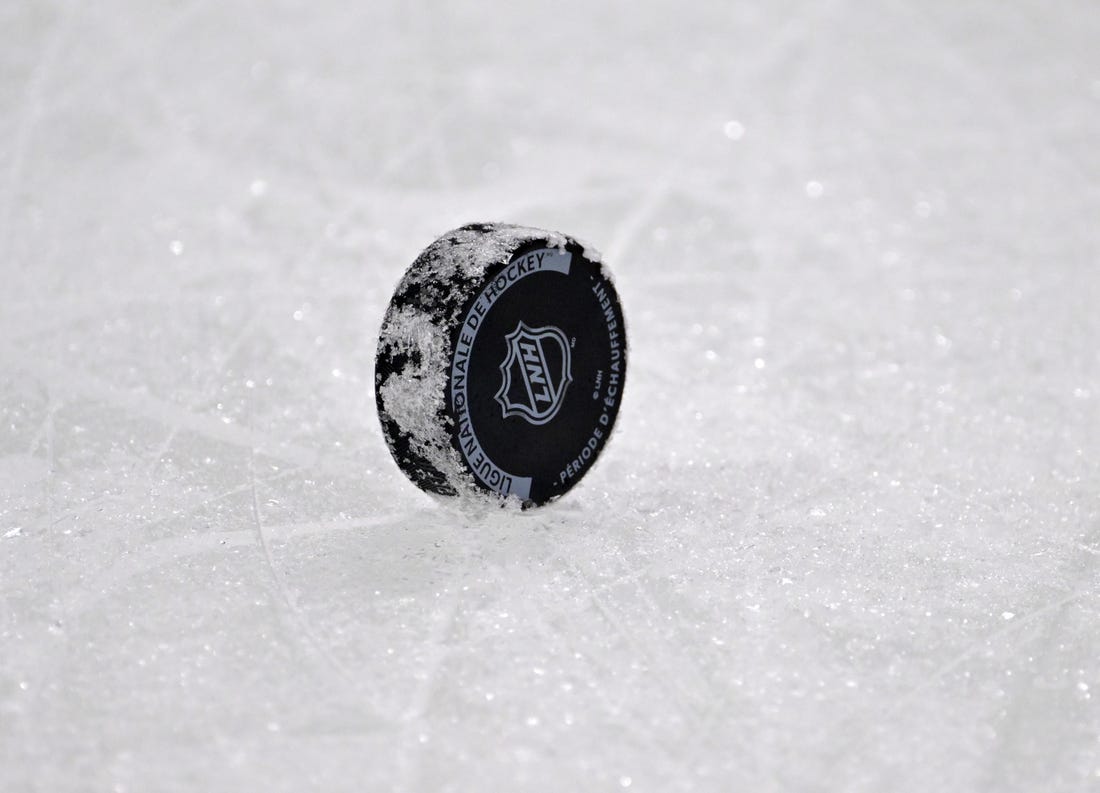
[{"x1": 374, "y1": 223, "x2": 627, "y2": 507}]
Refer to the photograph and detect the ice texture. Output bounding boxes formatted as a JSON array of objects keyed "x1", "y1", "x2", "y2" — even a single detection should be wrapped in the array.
[
  {"x1": 2, "y1": 1, "x2": 1099, "y2": 792},
  {"x1": 397, "y1": 224, "x2": 569, "y2": 294},
  {"x1": 376, "y1": 305, "x2": 461, "y2": 490}
]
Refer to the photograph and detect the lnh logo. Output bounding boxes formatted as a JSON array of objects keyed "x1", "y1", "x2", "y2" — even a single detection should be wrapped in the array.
[{"x1": 496, "y1": 322, "x2": 573, "y2": 425}]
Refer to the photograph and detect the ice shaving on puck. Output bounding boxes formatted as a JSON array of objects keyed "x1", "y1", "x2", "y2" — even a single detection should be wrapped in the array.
[{"x1": 374, "y1": 223, "x2": 627, "y2": 507}]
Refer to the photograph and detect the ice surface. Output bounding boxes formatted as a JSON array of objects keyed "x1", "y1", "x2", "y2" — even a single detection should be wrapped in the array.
[{"x1": 1, "y1": 1, "x2": 1099, "y2": 791}]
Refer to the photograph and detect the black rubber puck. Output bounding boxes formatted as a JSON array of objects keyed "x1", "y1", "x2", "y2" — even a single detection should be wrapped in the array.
[{"x1": 375, "y1": 223, "x2": 627, "y2": 507}]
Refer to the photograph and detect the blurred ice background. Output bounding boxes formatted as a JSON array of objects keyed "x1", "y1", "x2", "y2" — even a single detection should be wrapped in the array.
[{"x1": 1, "y1": 1, "x2": 1099, "y2": 791}]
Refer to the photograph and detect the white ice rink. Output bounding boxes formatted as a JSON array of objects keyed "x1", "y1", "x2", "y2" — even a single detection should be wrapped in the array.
[{"x1": 2, "y1": 1, "x2": 1099, "y2": 790}]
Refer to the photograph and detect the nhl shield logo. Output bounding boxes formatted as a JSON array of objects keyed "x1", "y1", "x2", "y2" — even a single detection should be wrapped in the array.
[{"x1": 495, "y1": 322, "x2": 573, "y2": 425}]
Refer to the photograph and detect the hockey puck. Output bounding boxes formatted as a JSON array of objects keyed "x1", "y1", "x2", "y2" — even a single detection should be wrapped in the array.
[{"x1": 374, "y1": 223, "x2": 627, "y2": 507}]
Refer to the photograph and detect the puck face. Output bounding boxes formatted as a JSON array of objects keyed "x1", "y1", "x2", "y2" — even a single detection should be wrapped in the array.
[{"x1": 448, "y1": 242, "x2": 626, "y2": 504}]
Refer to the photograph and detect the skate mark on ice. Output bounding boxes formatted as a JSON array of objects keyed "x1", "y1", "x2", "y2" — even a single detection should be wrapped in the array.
[
  {"x1": 0, "y1": 341, "x2": 366, "y2": 481},
  {"x1": 248, "y1": 447, "x2": 392, "y2": 725},
  {"x1": 60, "y1": 500, "x2": 404, "y2": 616},
  {"x1": 543, "y1": 530, "x2": 713, "y2": 740},
  {"x1": 604, "y1": 175, "x2": 673, "y2": 265},
  {"x1": 830, "y1": 586, "x2": 1094, "y2": 763},
  {"x1": 0, "y1": 0, "x2": 75, "y2": 263},
  {"x1": 510, "y1": 538, "x2": 686, "y2": 768},
  {"x1": 42, "y1": 0, "x2": 213, "y2": 112},
  {"x1": 394, "y1": 577, "x2": 466, "y2": 792},
  {"x1": 981, "y1": 520, "x2": 1100, "y2": 788},
  {"x1": 141, "y1": 315, "x2": 261, "y2": 482}
]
